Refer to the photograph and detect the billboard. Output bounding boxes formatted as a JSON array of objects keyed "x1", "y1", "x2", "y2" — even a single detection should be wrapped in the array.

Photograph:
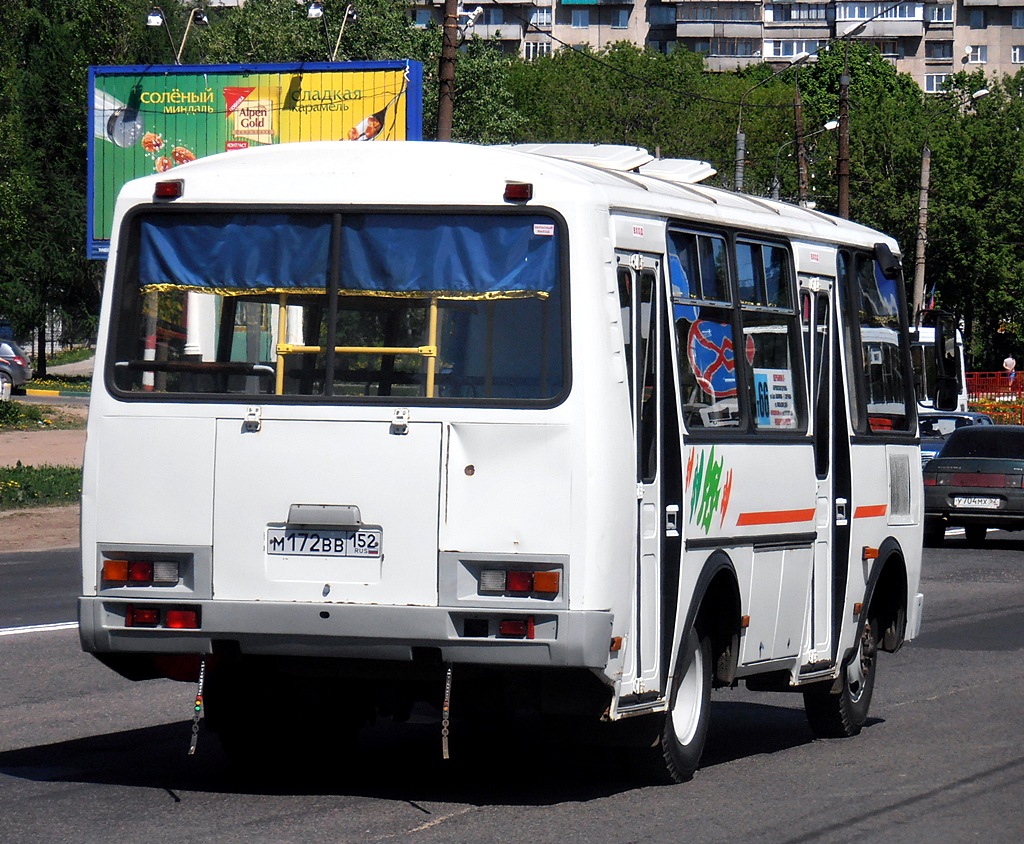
[{"x1": 88, "y1": 61, "x2": 423, "y2": 259}]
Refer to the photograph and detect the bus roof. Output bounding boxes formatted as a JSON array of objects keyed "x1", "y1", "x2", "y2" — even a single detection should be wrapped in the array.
[{"x1": 115, "y1": 141, "x2": 899, "y2": 255}]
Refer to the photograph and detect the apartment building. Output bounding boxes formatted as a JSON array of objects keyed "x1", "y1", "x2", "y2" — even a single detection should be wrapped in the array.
[{"x1": 411, "y1": 0, "x2": 1024, "y2": 90}]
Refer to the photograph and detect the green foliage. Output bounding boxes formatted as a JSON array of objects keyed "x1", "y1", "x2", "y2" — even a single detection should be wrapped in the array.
[
  {"x1": 1, "y1": 1, "x2": 1023, "y2": 367},
  {"x1": 0, "y1": 400, "x2": 86, "y2": 429},
  {"x1": 0, "y1": 462, "x2": 82, "y2": 508}
]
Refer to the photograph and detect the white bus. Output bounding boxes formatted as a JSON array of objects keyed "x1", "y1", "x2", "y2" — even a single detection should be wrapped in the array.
[{"x1": 79, "y1": 141, "x2": 926, "y2": 782}]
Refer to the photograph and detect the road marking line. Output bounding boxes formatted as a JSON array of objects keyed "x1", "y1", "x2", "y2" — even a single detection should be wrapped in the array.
[{"x1": 0, "y1": 621, "x2": 78, "y2": 637}]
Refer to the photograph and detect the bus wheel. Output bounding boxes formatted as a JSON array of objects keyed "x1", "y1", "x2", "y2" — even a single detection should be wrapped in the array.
[
  {"x1": 654, "y1": 625, "x2": 712, "y2": 783},
  {"x1": 803, "y1": 617, "x2": 878, "y2": 738},
  {"x1": 923, "y1": 519, "x2": 945, "y2": 547},
  {"x1": 965, "y1": 525, "x2": 987, "y2": 546}
]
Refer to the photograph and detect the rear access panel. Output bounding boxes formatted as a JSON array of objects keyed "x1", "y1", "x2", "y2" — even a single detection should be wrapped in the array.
[{"x1": 212, "y1": 417, "x2": 442, "y2": 605}]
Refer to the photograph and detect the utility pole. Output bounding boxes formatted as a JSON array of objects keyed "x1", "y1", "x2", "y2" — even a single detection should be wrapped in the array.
[
  {"x1": 794, "y1": 83, "x2": 808, "y2": 204},
  {"x1": 837, "y1": 43, "x2": 851, "y2": 219},
  {"x1": 436, "y1": 0, "x2": 459, "y2": 141},
  {"x1": 912, "y1": 143, "x2": 931, "y2": 319}
]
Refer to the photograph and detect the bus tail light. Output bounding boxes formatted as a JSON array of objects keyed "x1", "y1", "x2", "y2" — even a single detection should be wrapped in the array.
[
  {"x1": 165, "y1": 609, "x2": 200, "y2": 629},
  {"x1": 479, "y1": 568, "x2": 560, "y2": 596},
  {"x1": 126, "y1": 606, "x2": 160, "y2": 627},
  {"x1": 103, "y1": 559, "x2": 180, "y2": 585},
  {"x1": 506, "y1": 570, "x2": 532, "y2": 593},
  {"x1": 498, "y1": 616, "x2": 535, "y2": 639},
  {"x1": 154, "y1": 179, "x2": 184, "y2": 199},
  {"x1": 125, "y1": 605, "x2": 200, "y2": 629},
  {"x1": 504, "y1": 182, "x2": 533, "y2": 202}
]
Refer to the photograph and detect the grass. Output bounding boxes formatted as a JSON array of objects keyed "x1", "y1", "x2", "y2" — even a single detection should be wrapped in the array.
[
  {"x1": 0, "y1": 462, "x2": 81, "y2": 509},
  {"x1": 27, "y1": 374, "x2": 92, "y2": 393},
  {"x1": 46, "y1": 347, "x2": 95, "y2": 367},
  {"x1": 0, "y1": 400, "x2": 87, "y2": 430}
]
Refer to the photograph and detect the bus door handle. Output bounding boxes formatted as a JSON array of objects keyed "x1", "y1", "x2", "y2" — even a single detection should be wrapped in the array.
[
  {"x1": 665, "y1": 504, "x2": 680, "y2": 537},
  {"x1": 836, "y1": 497, "x2": 849, "y2": 527}
]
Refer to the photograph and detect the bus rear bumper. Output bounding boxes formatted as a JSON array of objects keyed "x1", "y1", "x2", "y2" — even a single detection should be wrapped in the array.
[{"x1": 78, "y1": 597, "x2": 614, "y2": 669}]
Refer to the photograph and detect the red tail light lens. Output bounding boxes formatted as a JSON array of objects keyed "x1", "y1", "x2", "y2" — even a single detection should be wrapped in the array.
[
  {"x1": 506, "y1": 571, "x2": 533, "y2": 593},
  {"x1": 154, "y1": 179, "x2": 184, "y2": 199},
  {"x1": 498, "y1": 617, "x2": 534, "y2": 638},
  {"x1": 126, "y1": 606, "x2": 160, "y2": 627},
  {"x1": 503, "y1": 182, "x2": 533, "y2": 202},
  {"x1": 165, "y1": 609, "x2": 200, "y2": 629}
]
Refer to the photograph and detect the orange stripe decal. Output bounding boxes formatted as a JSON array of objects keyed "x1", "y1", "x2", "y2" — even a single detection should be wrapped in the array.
[
  {"x1": 854, "y1": 504, "x2": 888, "y2": 519},
  {"x1": 736, "y1": 508, "x2": 816, "y2": 527}
]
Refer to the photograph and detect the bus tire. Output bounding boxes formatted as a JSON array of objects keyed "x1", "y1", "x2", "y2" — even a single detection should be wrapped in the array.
[
  {"x1": 645, "y1": 624, "x2": 712, "y2": 783},
  {"x1": 965, "y1": 525, "x2": 987, "y2": 546},
  {"x1": 923, "y1": 519, "x2": 945, "y2": 547},
  {"x1": 803, "y1": 617, "x2": 878, "y2": 738}
]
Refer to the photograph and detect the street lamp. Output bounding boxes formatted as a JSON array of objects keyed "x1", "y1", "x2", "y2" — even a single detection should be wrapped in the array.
[
  {"x1": 308, "y1": 2, "x2": 358, "y2": 62},
  {"x1": 772, "y1": 119, "x2": 838, "y2": 201},
  {"x1": 734, "y1": 52, "x2": 810, "y2": 193},
  {"x1": 146, "y1": 6, "x2": 209, "y2": 66}
]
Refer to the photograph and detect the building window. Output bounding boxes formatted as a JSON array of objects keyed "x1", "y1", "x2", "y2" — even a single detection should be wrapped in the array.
[
  {"x1": 649, "y1": 6, "x2": 676, "y2": 25},
  {"x1": 611, "y1": 8, "x2": 629, "y2": 28},
  {"x1": 969, "y1": 9, "x2": 985, "y2": 29},
  {"x1": 678, "y1": 3, "x2": 759, "y2": 23},
  {"x1": 770, "y1": 39, "x2": 828, "y2": 58},
  {"x1": 530, "y1": 7, "x2": 552, "y2": 28},
  {"x1": 414, "y1": 9, "x2": 432, "y2": 27},
  {"x1": 925, "y1": 41, "x2": 953, "y2": 59},
  {"x1": 837, "y1": 3, "x2": 919, "y2": 20},
  {"x1": 966, "y1": 45, "x2": 987, "y2": 63},
  {"x1": 925, "y1": 73, "x2": 949, "y2": 93},
  {"x1": 1014, "y1": 9, "x2": 1024, "y2": 28},
  {"x1": 572, "y1": 9, "x2": 589, "y2": 28},
  {"x1": 711, "y1": 38, "x2": 758, "y2": 56},
  {"x1": 769, "y1": 4, "x2": 829, "y2": 22},
  {"x1": 1014, "y1": 45, "x2": 1024, "y2": 63},
  {"x1": 482, "y1": 7, "x2": 503, "y2": 26},
  {"x1": 872, "y1": 39, "x2": 900, "y2": 57},
  {"x1": 928, "y1": 5, "x2": 953, "y2": 23},
  {"x1": 524, "y1": 40, "x2": 552, "y2": 61}
]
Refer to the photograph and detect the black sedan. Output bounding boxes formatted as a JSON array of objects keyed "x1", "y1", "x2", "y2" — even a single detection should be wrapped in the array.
[{"x1": 923, "y1": 425, "x2": 1024, "y2": 546}]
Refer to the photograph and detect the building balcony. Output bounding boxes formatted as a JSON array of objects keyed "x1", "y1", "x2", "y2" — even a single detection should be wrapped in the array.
[
  {"x1": 473, "y1": 22, "x2": 525, "y2": 40},
  {"x1": 676, "y1": 21, "x2": 763, "y2": 39}
]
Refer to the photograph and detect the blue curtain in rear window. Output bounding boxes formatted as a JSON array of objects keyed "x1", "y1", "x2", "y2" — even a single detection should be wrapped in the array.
[
  {"x1": 338, "y1": 214, "x2": 558, "y2": 296},
  {"x1": 138, "y1": 213, "x2": 558, "y2": 296},
  {"x1": 139, "y1": 214, "x2": 332, "y2": 290}
]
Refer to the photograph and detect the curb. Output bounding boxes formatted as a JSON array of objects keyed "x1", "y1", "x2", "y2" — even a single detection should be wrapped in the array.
[{"x1": 24, "y1": 389, "x2": 91, "y2": 398}]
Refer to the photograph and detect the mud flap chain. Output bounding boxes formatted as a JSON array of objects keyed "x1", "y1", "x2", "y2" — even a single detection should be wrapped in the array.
[
  {"x1": 441, "y1": 662, "x2": 453, "y2": 760},
  {"x1": 188, "y1": 656, "x2": 206, "y2": 756}
]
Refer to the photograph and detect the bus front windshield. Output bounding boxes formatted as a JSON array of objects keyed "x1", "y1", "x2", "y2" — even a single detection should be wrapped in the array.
[{"x1": 109, "y1": 211, "x2": 566, "y2": 402}]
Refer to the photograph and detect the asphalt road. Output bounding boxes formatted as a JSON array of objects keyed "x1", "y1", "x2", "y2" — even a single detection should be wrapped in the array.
[{"x1": 2, "y1": 530, "x2": 1023, "y2": 843}]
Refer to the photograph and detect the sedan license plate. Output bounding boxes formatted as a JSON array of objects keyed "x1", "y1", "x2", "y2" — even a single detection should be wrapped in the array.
[
  {"x1": 266, "y1": 527, "x2": 382, "y2": 558},
  {"x1": 952, "y1": 496, "x2": 1001, "y2": 510}
]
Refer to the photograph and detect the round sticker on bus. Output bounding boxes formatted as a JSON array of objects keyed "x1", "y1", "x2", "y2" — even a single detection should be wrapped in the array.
[{"x1": 688, "y1": 320, "x2": 737, "y2": 397}]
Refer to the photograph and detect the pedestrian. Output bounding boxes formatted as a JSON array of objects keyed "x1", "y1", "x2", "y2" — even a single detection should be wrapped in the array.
[{"x1": 1003, "y1": 354, "x2": 1016, "y2": 385}]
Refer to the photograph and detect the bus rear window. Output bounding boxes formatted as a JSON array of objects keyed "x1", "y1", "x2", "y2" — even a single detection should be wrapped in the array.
[{"x1": 109, "y1": 211, "x2": 566, "y2": 402}]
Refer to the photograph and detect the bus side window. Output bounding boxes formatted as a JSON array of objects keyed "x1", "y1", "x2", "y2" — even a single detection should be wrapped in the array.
[
  {"x1": 736, "y1": 240, "x2": 805, "y2": 432},
  {"x1": 668, "y1": 229, "x2": 741, "y2": 430}
]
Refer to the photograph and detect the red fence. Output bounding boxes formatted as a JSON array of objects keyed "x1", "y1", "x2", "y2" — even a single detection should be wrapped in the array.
[{"x1": 966, "y1": 372, "x2": 1024, "y2": 425}]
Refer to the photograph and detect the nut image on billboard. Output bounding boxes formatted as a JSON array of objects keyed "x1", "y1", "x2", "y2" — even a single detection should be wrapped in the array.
[{"x1": 88, "y1": 61, "x2": 423, "y2": 259}]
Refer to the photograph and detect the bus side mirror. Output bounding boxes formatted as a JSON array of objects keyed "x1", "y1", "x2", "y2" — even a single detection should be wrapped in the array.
[{"x1": 873, "y1": 242, "x2": 900, "y2": 279}]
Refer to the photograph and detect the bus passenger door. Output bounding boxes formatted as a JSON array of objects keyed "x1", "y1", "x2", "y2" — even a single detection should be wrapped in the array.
[
  {"x1": 802, "y1": 278, "x2": 845, "y2": 666},
  {"x1": 616, "y1": 253, "x2": 664, "y2": 697}
]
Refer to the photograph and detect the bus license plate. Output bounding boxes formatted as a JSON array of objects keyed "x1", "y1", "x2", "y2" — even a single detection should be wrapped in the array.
[
  {"x1": 266, "y1": 527, "x2": 382, "y2": 558},
  {"x1": 952, "y1": 496, "x2": 1000, "y2": 510}
]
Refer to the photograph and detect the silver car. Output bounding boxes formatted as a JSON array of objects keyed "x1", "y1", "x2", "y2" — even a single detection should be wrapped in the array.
[{"x1": 0, "y1": 340, "x2": 33, "y2": 395}]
